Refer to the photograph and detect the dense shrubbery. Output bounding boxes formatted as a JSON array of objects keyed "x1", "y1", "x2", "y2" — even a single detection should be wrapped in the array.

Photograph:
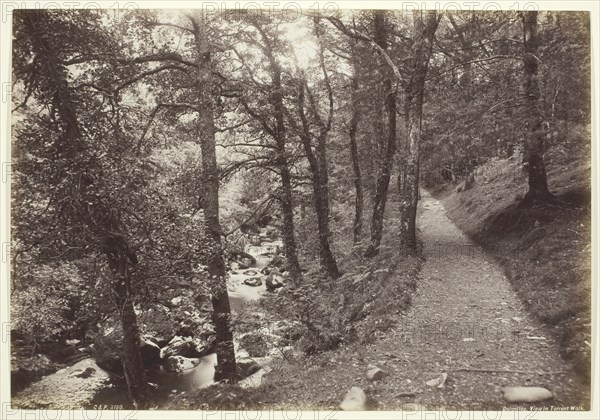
[
  {"x1": 258, "y1": 215, "x2": 421, "y2": 355},
  {"x1": 12, "y1": 262, "x2": 86, "y2": 348}
]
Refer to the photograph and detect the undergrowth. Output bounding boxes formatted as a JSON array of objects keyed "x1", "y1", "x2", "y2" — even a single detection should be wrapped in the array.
[{"x1": 256, "y1": 210, "x2": 421, "y2": 355}]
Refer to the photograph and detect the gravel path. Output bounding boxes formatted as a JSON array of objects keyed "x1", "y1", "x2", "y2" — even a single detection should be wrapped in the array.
[
  {"x1": 258, "y1": 191, "x2": 588, "y2": 411},
  {"x1": 366, "y1": 190, "x2": 587, "y2": 409}
]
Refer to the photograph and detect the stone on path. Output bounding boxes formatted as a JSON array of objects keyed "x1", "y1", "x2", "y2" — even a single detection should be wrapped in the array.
[
  {"x1": 340, "y1": 386, "x2": 367, "y2": 410},
  {"x1": 366, "y1": 364, "x2": 385, "y2": 381},
  {"x1": 426, "y1": 372, "x2": 448, "y2": 388},
  {"x1": 502, "y1": 386, "x2": 553, "y2": 403}
]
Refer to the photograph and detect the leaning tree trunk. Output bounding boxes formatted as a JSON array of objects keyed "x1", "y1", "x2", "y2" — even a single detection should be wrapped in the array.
[
  {"x1": 271, "y1": 62, "x2": 303, "y2": 279},
  {"x1": 365, "y1": 10, "x2": 396, "y2": 258},
  {"x1": 520, "y1": 10, "x2": 554, "y2": 207},
  {"x1": 295, "y1": 35, "x2": 341, "y2": 279},
  {"x1": 278, "y1": 153, "x2": 304, "y2": 279},
  {"x1": 311, "y1": 161, "x2": 340, "y2": 279},
  {"x1": 297, "y1": 88, "x2": 341, "y2": 279},
  {"x1": 24, "y1": 11, "x2": 150, "y2": 406},
  {"x1": 190, "y1": 13, "x2": 237, "y2": 383},
  {"x1": 103, "y1": 236, "x2": 149, "y2": 408},
  {"x1": 399, "y1": 11, "x2": 439, "y2": 253}
]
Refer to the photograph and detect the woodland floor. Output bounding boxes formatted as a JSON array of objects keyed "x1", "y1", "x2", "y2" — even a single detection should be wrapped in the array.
[{"x1": 241, "y1": 190, "x2": 589, "y2": 410}]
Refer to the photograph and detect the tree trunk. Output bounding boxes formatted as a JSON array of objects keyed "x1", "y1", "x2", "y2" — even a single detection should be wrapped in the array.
[
  {"x1": 365, "y1": 10, "x2": 396, "y2": 258},
  {"x1": 104, "y1": 238, "x2": 149, "y2": 408},
  {"x1": 315, "y1": 147, "x2": 340, "y2": 278},
  {"x1": 278, "y1": 154, "x2": 303, "y2": 279},
  {"x1": 520, "y1": 11, "x2": 555, "y2": 207},
  {"x1": 269, "y1": 48, "x2": 303, "y2": 280},
  {"x1": 399, "y1": 11, "x2": 439, "y2": 253},
  {"x1": 313, "y1": 170, "x2": 340, "y2": 278},
  {"x1": 190, "y1": 13, "x2": 237, "y2": 383},
  {"x1": 349, "y1": 43, "x2": 364, "y2": 244},
  {"x1": 297, "y1": 99, "x2": 341, "y2": 278}
]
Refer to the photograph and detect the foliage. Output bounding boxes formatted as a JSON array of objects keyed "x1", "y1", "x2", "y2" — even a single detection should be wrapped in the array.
[{"x1": 11, "y1": 262, "x2": 84, "y2": 347}]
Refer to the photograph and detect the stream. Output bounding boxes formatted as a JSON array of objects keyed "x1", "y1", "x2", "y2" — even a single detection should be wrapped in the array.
[{"x1": 11, "y1": 246, "x2": 277, "y2": 409}]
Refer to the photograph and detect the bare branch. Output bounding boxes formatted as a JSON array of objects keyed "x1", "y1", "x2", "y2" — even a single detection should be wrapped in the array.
[
  {"x1": 116, "y1": 64, "x2": 189, "y2": 92},
  {"x1": 148, "y1": 21, "x2": 194, "y2": 34}
]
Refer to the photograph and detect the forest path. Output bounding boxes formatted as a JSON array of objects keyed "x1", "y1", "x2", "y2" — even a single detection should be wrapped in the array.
[
  {"x1": 363, "y1": 190, "x2": 587, "y2": 409},
  {"x1": 262, "y1": 191, "x2": 588, "y2": 411}
]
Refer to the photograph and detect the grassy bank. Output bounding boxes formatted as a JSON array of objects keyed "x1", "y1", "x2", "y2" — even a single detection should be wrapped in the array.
[{"x1": 435, "y1": 144, "x2": 591, "y2": 381}]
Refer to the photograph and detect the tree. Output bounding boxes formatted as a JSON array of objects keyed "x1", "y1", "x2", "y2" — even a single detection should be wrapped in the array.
[
  {"x1": 348, "y1": 38, "x2": 364, "y2": 244},
  {"x1": 292, "y1": 19, "x2": 341, "y2": 279},
  {"x1": 14, "y1": 10, "x2": 151, "y2": 406},
  {"x1": 363, "y1": 10, "x2": 397, "y2": 257},
  {"x1": 187, "y1": 11, "x2": 238, "y2": 382},
  {"x1": 228, "y1": 14, "x2": 304, "y2": 279},
  {"x1": 398, "y1": 11, "x2": 439, "y2": 252}
]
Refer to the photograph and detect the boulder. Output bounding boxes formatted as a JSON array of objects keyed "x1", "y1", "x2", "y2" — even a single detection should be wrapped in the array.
[
  {"x1": 261, "y1": 256, "x2": 286, "y2": 275},
  {"x1": 165, "y1": 356, "x2": 201, "y2": 373},
  {"x1": 340, "y1": 387, "x2": 367, "y2": 410},
  {"x1": 278, "y1": 322, "x2": 305, "y2": 343},
  {"x1": 366, "y1": 364, "x2": 385, "y2": 381},
  {"x1": 93, "y1": 335, "x2": 123, "y2": 374},
  {"x1": 268, "y1": 255, "x2": 286, "y2": 270},
  {"x1": 160, "y1": 336, "x2": 195, "y2": 359},
  {"x1": 74, "y1": 367, "x2": 96, "y2": 378},
  {"x1": 240, "y1": 333, "x2": 269, "y2": 357},
  {"x1": 243, "y1": 277, "x2": 263, "y2": 287},
  {"x1": 192, "y1": 335, "x2": 216, "y2": 357},
  {"x1": 94, "y1": 334, "x2": 163, "y2": 373},
  {"x1": 502, "y1": 387, "x2": 553, "y2": 403},
  {"x1": 243, "y1": 269, "x2": 260, "y2": 276},
  {"x1": 175, "y1": 324, "x2": 196, "y2": 338},
  {"x1": 197, "y1": 320, "x2": 216, "y2": 338},
  {"x1": 140, "y1": 337, "x2": 161, "y2": 366},
  {"x1": 265, "y1": 274, "x2": 284, "y2": 292},
  {"x1": 230, "y1": 251, "x2": 257, "y2": 267},
  {"x1": 42, "y1": 342, "x2": 79, "y2": 362},
  {"x1": 237, "y1": 358, "x2": 261, "y2": 379}
]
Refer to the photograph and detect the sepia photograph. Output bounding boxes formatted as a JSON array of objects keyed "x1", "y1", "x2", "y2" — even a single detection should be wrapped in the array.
[{"x1": 0, "y1": 1, "x2": 597, "y2": 416}]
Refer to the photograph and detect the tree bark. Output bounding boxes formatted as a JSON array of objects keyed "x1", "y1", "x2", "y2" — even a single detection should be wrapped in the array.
[
  {"x1": 103, "y1": 236, "x2": 149, "y2": 408},
  {"x1": 251, "y1": 21, "x2": 304, "y2": 279},
  {"x1": 519, "y1": 11, "x2": 555, "y2": 207},
  {"x1": 365, "y1": 10, "x2": 395, "y2": 258},
  {"x1": 399, "y1": 11, "x2": 439, "y2": 253},
  {"x1": 297, "y1": 82, "x2": 341, "y2": 279},
  {"x1": 349, "y1": 41, "x2": 364, "y2": 244},
  {"x1": 190, "y1": 13, "x2": 237, "y2": 383},
  {"x1": 278, "y1": 150, "x2": 303, "y2": 279}
]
